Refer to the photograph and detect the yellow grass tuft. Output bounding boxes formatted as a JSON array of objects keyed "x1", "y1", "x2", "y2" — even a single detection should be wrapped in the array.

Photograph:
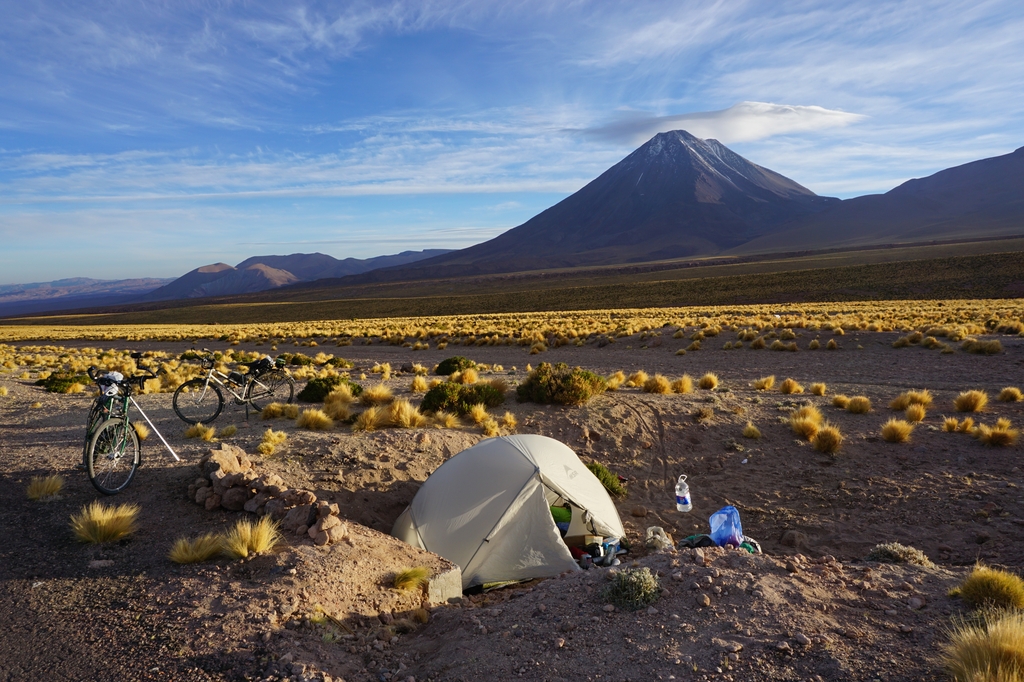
[
  {"x1": 432, "y1": 410, "x2": 460, "y2": 429},
  {"x1": 388, "y1": 399, "x2": 428, "y2": 428},
  {"x1": 881, "y1": 419, "x2": 913, "y2": 443},
  {"x1": 998, "y1": 387, "x2": 1023, "y2": 402},
  {"x1": 468, "y1": 403, "x2": 489, "y2": 425},
  {"x1": 297, "y1": 408, "x2": 333, "y2": 431},
  {"x1": 360, "y1": 384, "x2": 394, "y2": 406},
  {"x1": 261, "y1": 402, "x2": 285, "y2": 419},
  {"x1": 27, "y1": 474, "x2": 64, "y2": 501},
  {"x1": 70, "y1": 501, "x2": 139, "y2": 544},
  {"x1": 742, "y1": 422, "x2": 761, "y2": 439},
  {"x1": 826, "y1": 339, "x2": 838, "y2": 350},
  {"x1": 481, "y1": 419, "x2": 500, "y2": 437},
  {"x1": 792, "y1": 405, "x2": 823, "y2": 424},
  {"x1": 943, "y1": 610, "x2": 1024, "y2": 682},
  {"x1": 185, "y1": 423, "x2": 216, "y2": 441},
  {"x1": 955, "y1": 390, "x2": 989, "y2": 413},
  {"x1": 671, "y1": 375, "x2": 693, "y2": 394},
  {"x1": 223, "y1": 516, "x2": 281, "y2": 560},
  {"x1": 393, "y1": 566, "x2": 430, "y2": 592},
  {"x1": 698, "y1": 372, "x2": 719, "y2": 390},
  {"x1": 779, "y1": 378, "x2": 803, "y2": 395},
  {"x1": 890, "y1": 390, "x2": 933, "y2": 410},
  {"x1": 976, "y1": 422, "x2": 1020, "y2": 447},
  {"x1": 953, "y1": 565, "x2": 1024, "y2": 610},
  {"x1": 325, "y1": 384, "x2": 355, "y2": 406},
  {"x1": 832, "y1": 394, "x2": 851, "y2": 409},
  {"x1": 753, "y1": 375, "x2": 775, "y2": 391},
  {"x1": 0, "y1": 386, "x2": 8, "y2": 396},
  {"x1": 905, "y1": 404, "x2": 926, "y2": 423},
  {"x1": 812, "y1": 423, "x2": 843, "y2": 454},
  {"x1": 219, "y1": 424, "x2": 237, "y2": 438},
  {"x1": 283, "y1": 404, "x2": 299, "y2": 418},
  {"x1": 606, "y1": 371, "x2": 626, "y2": 391},
  {"x1": 958, "y1": 417, "x2": 975, "y2": 433},
  {"x1": 943, "y1": 417, "x2": 960, "y2": 432},
  {"x1": 410, "y1": 375, "x2": 429, "y2": 393},
  {"x1": 30, "y1": 401, "x2": 42, "y2": 408},
  {"x1": 352, "y1": 406, "x2": 385, "y2": 432},
  {"x1": 846, "y1": 396, "x2": 872, "y2": 414},
  {"x1": 626, "y1": 371, "x2": 649, "y2": 388},
  {"x1": 501, "y1": 411, "x2": 518, "y2": 430},
  {"x1": 130, "y1": 421, "x2": 150, "y2": 441},
  {"x1": 257, "y1": 428, "x2": 287, "y2": 455},
  {"x1": 643, "y1": 374, "x2": 672, "y2": 394},
  {"x1": 790, "y1": 417, "x2": 819, "y2": 440},
  {"x1": 808, "y1": 339, "x2": 820, "y2": 350},
  {"x1": 810, "y1": 382, "x2": 827, "y2": 396},
  {"x1": 168, "y1": 533, "x2": 224, "y2": 564}
]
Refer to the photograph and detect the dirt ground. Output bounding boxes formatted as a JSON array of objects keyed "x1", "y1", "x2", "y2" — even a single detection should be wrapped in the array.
[{"x1": 1, "y1": 328, "x2": 1023, "y2": 681}]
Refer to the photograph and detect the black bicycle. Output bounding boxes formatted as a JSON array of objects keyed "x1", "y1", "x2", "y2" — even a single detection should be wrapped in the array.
[
  {"x1": 172, "y1": 349, "x2": 295, "y2": 424},
  {"x1": 84, "y1": 354, "x2": 179, "y2": 495}
]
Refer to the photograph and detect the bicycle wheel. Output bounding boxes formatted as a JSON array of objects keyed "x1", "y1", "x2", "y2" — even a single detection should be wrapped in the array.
[
  {"x1": 245, "y1": 370, "x2": 295, "y2": 410},
  {"x1": 87, "y1": 418, "x2": 140, "y2": 495},
  {"x1": 172, "y1": 378, "x2": 224, "y2": 424}
]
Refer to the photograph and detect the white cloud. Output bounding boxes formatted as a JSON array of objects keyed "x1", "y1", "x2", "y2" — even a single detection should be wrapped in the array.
[{"x1": 584, "y1": 102, "x2": 866, "y2": 145}]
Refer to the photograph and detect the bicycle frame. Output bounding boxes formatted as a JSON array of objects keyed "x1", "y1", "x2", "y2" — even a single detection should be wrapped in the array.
[{"x1": 193, "y1": 367, "x2": 250, "y2": 404}]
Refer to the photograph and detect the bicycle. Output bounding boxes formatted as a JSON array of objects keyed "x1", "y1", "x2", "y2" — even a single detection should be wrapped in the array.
[
  {"x1": 171, "y1": 349, "x2": 295, "y2": 424},
  {"x1": 84, "y1": 354, "x2": 179, "y2": 495}
]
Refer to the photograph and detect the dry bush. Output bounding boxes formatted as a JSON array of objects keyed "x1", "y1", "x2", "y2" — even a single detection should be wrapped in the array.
[
  {"x1": 812, "y1": 423, "x2": 843, "y2": 454},
  {"x1": 325, "y1": 384, "x2": 355, "y2": 405},
  {"x1": 643, "y1": 374, "x2": 672, "y2": 394},
  {"x1": 223, "y1": 517, "x2": 281, "y2": 560},
  {"x1": 943, "y1": 610, "x2": 1024, "y2": 682},
  {"x1": 261, "y1": 402, "x2": 286, "y2": 419},
  {"x1": 627, "y1": 371, "x2": 649, "y2": 388},
  {"x1": 905, "y1": 404, "x2": 927, "y2": 423},
  {"x1": 456, "y1": 368, "x2": 479, "y2": 385},
  {"x1": 770, "y1": 340, "x2": 786, "y2": 351},
  {"x1": 962, "y1": 338, "x2": 1004, "y2": 355},
  {"x1": 881, "y1": 419, "x2": 913, "y2": 443},
  {"x1": 827, "y1": 339, "x2": 838, "y2": 350},
  {"x1": 169, "y1": 533, "x2": 224, "y2": 564},
  {"x1": 953, "y1": 565, "x2": 1024, "y2": 610},
  {"x1": 360, "y1": 384, "x2": 394, "y2": 406},
  {"x1": 257, "y1": 428, "x2": 287, "y2": 455},
  {"x1": 693, "y1": 406, "x2": 714, "y2": 423},
  {"x1": 672, "y1": 375, "x2": 693, "y2": 394},
  {"x1": 687, "y1": 340, "x2": 701, "y2": 352},
  {"x1": 698, "y1": 372, "x2": 719, "y2": 390},
  {"x1": 943, "y1": 417, "x2": 960, "y2": 432},
  {"x1": 976, "y1": 422, "x2": 1020, "y2": 447},
  {"x1": 529, "y1": 342, "x2": 547, "y2": 354},
  {"x1": 488, "y1": 378, "x2": 509, "y2": 396},
  {"x1": 808, "y1": 339, "x2": 820, "y2": 350},
  {"x1": 501, "y1": 411, "x2": 517, "y2": 430},
  {"x1": 865, "y1": 542, "x2": 934, "y2": 567},
  {"x1": 753, "y1": 375, "x2": 775, "y2": 391},
  {"x1": 832, "y1": 394, "x2": 850, "y2": 409},
  {"x1": 468, "y1": 403, "x2": 489, "y2": 425},
  {"x1": 481, "y1": 419, "x2": 500, "y2": 437},
  {"x1": 742, "y1": 422, "x2": 761, "y2": 439},
  {"x1": 353, "y1": 406, "x2": 386, "y2": 432},
  {"x1": 955, "y1": 390, "x2": 989, "y2": 413},
  {"x1": 219, "y1": 424, "x2": 237, "y2": 438},
  {"x1": 847, "y1": 396, "x2": 872, "y2": 414},
  {"x1": 998, "y1": 387, "x2": 1023, "y2": 402},
  {"x1": 432, "y1": 411, "x2": 460, "y2": 429},
  {"x1": 297, "y1": 408, "x2": 333, "y2": 431},
  {"x1": 27, "y1": 475, "x2": 64, "y2": 501},
  {"x1": 790, "y1": 417, "x2": 819, "y2": 440},
  {"x1": 71, "y1": 501, "x2": 139, "y2": 544},
  {"x1": 890, "y1": 390, "x2": 933, "y2": 410},
  {"x1": 674, "y1": 349, "x2": 687, "y2": 356},
  {"x1": 958, "y1": 417, "x2": 976, "y2": 433},
  {"x1": 185, "y1": 423, "x2": 216, "y2": 441},
  {"x1": 388, "y1": 399, "x2": 428, "y2": 428},
  {"x1": 325, "y1": 401, "x2": 351, "y2": 421},
  {"x1": 606, "y1": 371, "x2": 626, "y2": 391},
  {"x1": 810, "y1": 382, "x2": 827, "y2": 396},
  {"x1": 393, "y1": 566, "x2": 430, "y2": 592},
  {"x1": 779, "y1": 378, "x2": 803, "y2": 395},
  {"x1": 749, "y1": 336, "x2": 766, "y2": 350}
]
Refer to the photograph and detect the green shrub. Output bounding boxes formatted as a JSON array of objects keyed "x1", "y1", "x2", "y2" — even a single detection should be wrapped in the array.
[
  {"x1": 326, "y1": 357, "x2": 353, "y2": 368},
  {"x1": 865, "y1": 542, "x2": 934, "y2": 567},
  {"x1": 36, "y1": 371, "x2": 91, "y2": 393},
  {"x1": 604, "y1": 567, "x2": 660, "y2": 611},
  {"x1": 297, "y1": 376, "x2": 363, "y2": 403},
  {"x1": 420, "y1": 382, "x2": 504, "y2": 415},
  {"x1": 436, "y1": 356, "x2": 476, "y2": 376},
  {"x1": 587, "y1": 461, "x2": 626, "y2": 497},
  {"x1": 515, "y1": 362, "x2": 607, "y2": 406},
  {"x1": 278, "y1": 352, "x2": 314, "y2": 366}
]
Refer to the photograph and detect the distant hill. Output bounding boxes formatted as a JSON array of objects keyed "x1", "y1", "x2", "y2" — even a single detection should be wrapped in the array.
[
  {"x1": 0, "y1": 276, "x2": 174, "y2": 317},
  {"x1": 234, "y1": 249, "x2": 454, "y2": 281},
  {"x1": 731, "y1": 145, "x2": 1024, "y2": 254}
]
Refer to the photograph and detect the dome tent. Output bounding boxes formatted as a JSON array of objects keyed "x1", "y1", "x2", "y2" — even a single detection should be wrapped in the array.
[{"x1": 392, "y1": 434, "x2": 625, "y2": 589}]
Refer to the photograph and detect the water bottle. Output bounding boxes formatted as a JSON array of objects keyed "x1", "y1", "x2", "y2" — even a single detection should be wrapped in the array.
[{"x1": 675, "y1": 475, "x2": 692, "y2": 512}]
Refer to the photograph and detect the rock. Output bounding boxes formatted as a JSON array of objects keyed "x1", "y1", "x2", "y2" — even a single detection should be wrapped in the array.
[
  {"x1": 777, "y1": 641, "x2": 792, "y2": 653},
  {"x1": 195, "y1": 486, "x2": 213, "y2": 505},
  {"x1": 316, "y1": 515, "x2": 341, "y2": 532},
  {"x1": 313, "y1": 531, "x2": 330, "y2": 546},
  {"x1": 794, "y1": 632, "x2": 811, "y2": 646},
  {"x1": 556, "y1": 637, "x2": 565, "y2": 648},
  {"x1": 220, "y1": 486, "x2": 251, "y2": 511},
  {"x1": 780, "y1": 530, "x2": 809, "y2": 548},
  {"x1": 415, "y1": 433, "x2": 431, "y2": 446},
  {"x1": 195, "y1": 477, "x2": 210, "y2": 488},
  {"x1": 696, "y1": 593, "x2": 711, "y2": 607},
  {"x1": 631, "y1": 506, "x2": 648, "y2": 518},
  {"x1": 282, "y1": 504, "x2": 316, "y2": 533},
  {"x1": 325, "y1": 522, "x2": 348, "y2": 543},
  {"x1": 199, "y1": 444, "x2": 246, "y2": 476},
  {"x1": 646, "y1": 606, "x2": 658, "y2": 615},
  {"x1": 603, "y1": 604, "x2": 616, "y2": 612},
  {"x1": 692, "y1": 548, "x2": 706, "y2": 565},
  {"x1": 204, "y1": 494, "x2": 222, "y2": 511},
  {"x1": 317, "y1": 502, "x2": 340, "y2": 519},
  {"x1": 243, "y1": 497, "x2": 261, "y2": 514},
  {"x1": 900, "y1": 624, "x2": 914, "y2": 633},
  {"x1": 296, "y1": 525, "x2": 308, "y2": 536},
  {"x1": 713, "y1": 638, "x2": 743, "y2": 653},
  {"x1": 88, "y1": 559, "x2": 114, "y2": 569},
  {"x1": 908, "y1": 597, "x2": 925, "y2": 610},
  {"x1": 264, "y1": 499, "x2": 287, "y2": 520},
  {"x1": 786, "y1": 561, "x2": 800, "y2": 574},
  {"x1": 265, "y1": 484, "x2": 284, "y2": 498}
]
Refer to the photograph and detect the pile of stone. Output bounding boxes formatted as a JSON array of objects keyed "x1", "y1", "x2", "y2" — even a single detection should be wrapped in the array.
[{"x1": 188, "y1": 443, "x2": 349, "y2": 547}]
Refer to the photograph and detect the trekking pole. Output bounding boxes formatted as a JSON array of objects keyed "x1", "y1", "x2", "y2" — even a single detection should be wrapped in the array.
[{"x1": 130, "y1": 397, "x2": 180, "y2": 461}]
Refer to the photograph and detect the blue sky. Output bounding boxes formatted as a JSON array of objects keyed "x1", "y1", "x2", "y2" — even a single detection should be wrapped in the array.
[{"x1": 2, "y1": 0, "x2": 1022, "y2": 283}]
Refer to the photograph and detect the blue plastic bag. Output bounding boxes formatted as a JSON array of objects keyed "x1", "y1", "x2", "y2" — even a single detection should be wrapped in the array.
[{"x1": 709, "y1": 506, "x2": 743, "y2": 547}]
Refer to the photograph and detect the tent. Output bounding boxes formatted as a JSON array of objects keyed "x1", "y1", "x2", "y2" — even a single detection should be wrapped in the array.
[{"x1": 392, "y1": 434, "x2": 625, "y2": 589}]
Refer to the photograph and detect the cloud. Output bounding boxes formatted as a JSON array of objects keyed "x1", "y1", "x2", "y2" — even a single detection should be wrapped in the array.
[{"x1": 583, "y1": 102, "x2": 866, "y2": 145}]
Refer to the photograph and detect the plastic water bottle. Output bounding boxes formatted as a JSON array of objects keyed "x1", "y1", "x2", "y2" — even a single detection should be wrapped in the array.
[{"x1": 675, "y1": 475, "x2": 692, "y2": 512}]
